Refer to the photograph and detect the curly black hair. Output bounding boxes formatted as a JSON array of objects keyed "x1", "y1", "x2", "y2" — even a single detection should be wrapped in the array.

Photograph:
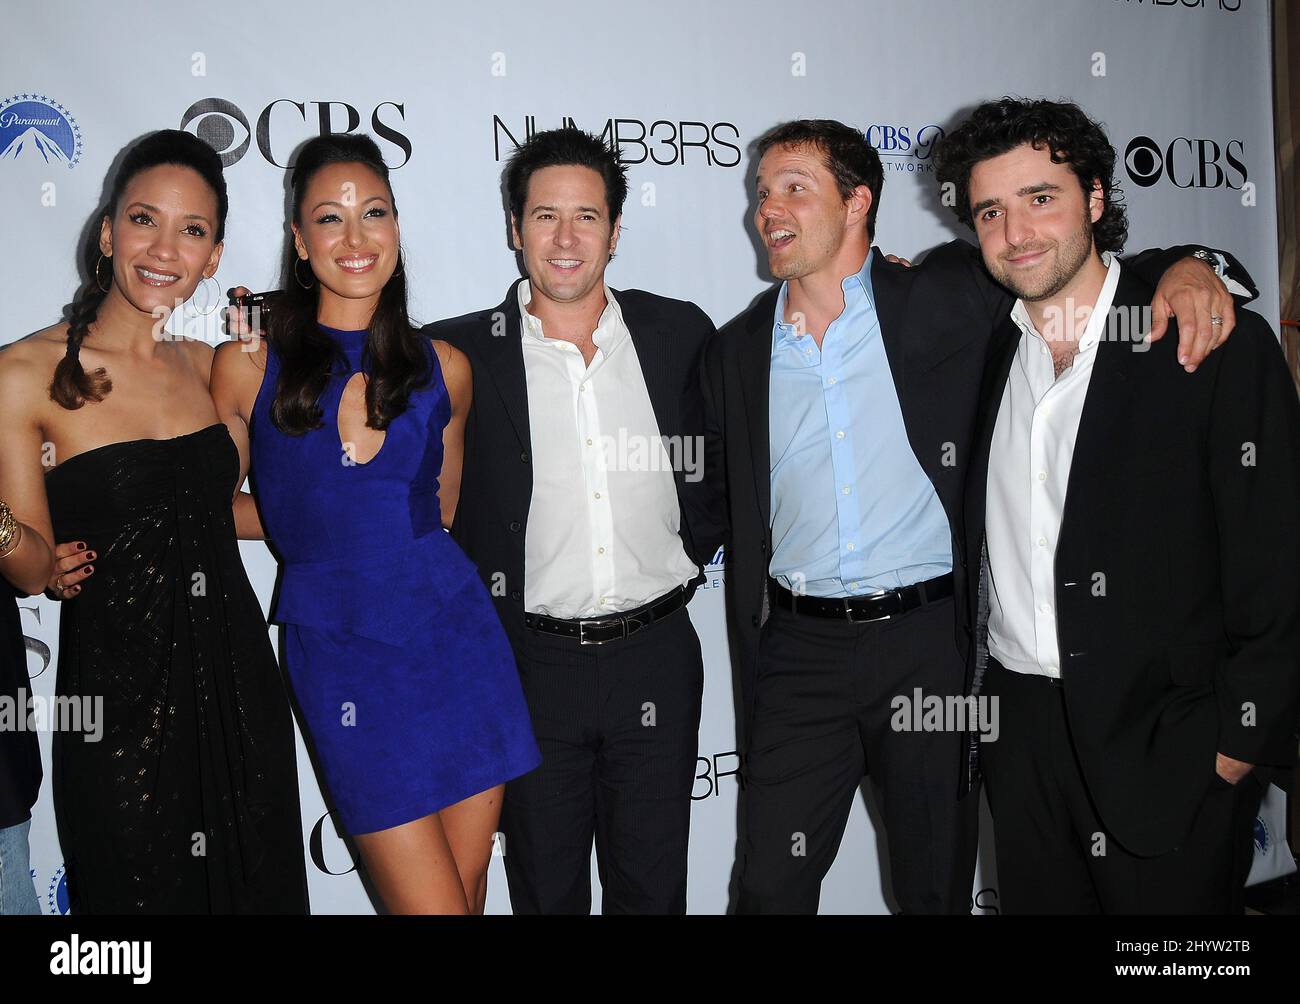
[{"x1": 932, "y1": 97, "x2": 1128, "y2": 253}]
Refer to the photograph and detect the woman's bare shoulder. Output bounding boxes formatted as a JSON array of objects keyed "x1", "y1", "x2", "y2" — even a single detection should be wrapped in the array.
[
  {"x1": 0, "y1": 323, "x2": 68, "y2": 376},
  {"x1": 0, "y1": 324, "x2": 68, "y2": 412}
]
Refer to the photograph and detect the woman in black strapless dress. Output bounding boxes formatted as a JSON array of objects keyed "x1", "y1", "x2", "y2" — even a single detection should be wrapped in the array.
[
  {"x1": 0, "y1": 130, "x2": 308, "y2": 913},
  {"x1": 45, "y1": 426, "x2": 307, "y2": 913}
]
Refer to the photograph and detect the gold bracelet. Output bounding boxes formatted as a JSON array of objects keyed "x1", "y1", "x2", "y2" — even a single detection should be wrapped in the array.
[{"x1": 0, "y1": 500, "x2": 17, "y2": 558}]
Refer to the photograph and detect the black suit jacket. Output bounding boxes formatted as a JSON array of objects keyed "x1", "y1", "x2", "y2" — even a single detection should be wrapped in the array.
[
  {"x1": 702, "y1": 240, "x2": 1252, "y2": 758},
  {"x1": 425, "y1": 280, "x2": 726, "y2": 650},
  {"x1": 961, "y1": 269, "x2": 1300, "y2": 857}
]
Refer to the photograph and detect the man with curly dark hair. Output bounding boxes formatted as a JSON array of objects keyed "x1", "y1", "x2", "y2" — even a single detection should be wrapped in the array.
[{"x1": 938, "y1": 97, "x2": 1300, "y2": 913}]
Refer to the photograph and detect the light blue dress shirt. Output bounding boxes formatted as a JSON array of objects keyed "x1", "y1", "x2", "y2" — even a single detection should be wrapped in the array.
[{"x1": 768, "y1": 249, "x2": 953, "y2": 598}]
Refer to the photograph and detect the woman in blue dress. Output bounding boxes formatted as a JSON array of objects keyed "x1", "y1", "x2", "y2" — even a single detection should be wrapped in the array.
[{"x1": 211, "y1": 134, "x2": 540, "y2": 914}]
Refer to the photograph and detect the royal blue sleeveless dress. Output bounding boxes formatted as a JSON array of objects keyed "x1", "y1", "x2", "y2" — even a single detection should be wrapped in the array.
[{"x1": 250, "y1": 324, "x2": 540, "y2": 835}]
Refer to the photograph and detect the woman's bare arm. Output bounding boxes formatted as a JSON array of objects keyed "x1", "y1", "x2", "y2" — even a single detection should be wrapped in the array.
[
  {"x1": 434, "y1": 340, "x2": 472, "y2": 530},
  {"x1": 210, "y1": 337, "x2": 268, "y2": 540},
  {"x1": 0, "y1": 348, "x2": 57, "y2": 594}
]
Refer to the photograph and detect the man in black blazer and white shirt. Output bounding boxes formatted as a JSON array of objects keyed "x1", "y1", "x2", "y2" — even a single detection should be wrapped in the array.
[
  {"x1": 426, "y1": 129, "x2": 724, "y2": 914},
  {"x1": 937, "y1": 98, "x2": 1299, "y2": 912}
]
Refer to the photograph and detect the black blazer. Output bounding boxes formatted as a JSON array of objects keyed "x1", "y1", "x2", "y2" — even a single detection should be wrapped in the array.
[
  {"x1": 425, "y1": 279, "x2": 726, "y2": 650},
  {"x1": 702, "y1": 240, "x2": 1251, "y2": 755},
  {"x1": 961, "y1": 269, "x2": 1300, "y2": 857}
]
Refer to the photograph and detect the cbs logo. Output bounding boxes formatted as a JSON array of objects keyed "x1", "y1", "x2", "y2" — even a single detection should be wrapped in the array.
[
  {"x1": 1124, "y1": 135, "x2": 1247, "y2": 190},
  {"x1": 181, "y1": 97, "x2": 412, "y2": 169}
]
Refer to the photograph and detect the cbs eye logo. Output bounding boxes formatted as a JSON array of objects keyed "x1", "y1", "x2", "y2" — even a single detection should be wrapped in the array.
[
  {"x1": 1124, "y1": 134, "x2": 1247, "y2": 190},
  {"x1": 180, "y1": 97, "x2": 412, "y2": 169},
  {"x1": 183, "y1": 98, "x2": 250, "y2": 168},
  {"x1": 1124, "y1": 136, "x2": 1164, "y2": 188}
]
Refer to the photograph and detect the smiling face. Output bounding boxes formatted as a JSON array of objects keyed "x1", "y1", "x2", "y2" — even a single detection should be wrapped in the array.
[
  {"x1": 98, "y1": 163, "x2": 223, "y2": 316},
  {"x1": 511, "y1": 164, "x2": 619, "y2": 309},
  {"x1": 753, "y1": 142, "x2": 870, "y2": 282},
  {"x1": 293, "y1": 160, "x2": 400, "y2": 306},
  {"x1": 968, "y1": 142, "x2": 1103, "y2": 302}
]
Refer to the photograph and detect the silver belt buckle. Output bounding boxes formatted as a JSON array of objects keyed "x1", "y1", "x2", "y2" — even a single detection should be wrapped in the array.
[
  {"x1": 578, "y1": 617, "x2": 627, "y2": 645},
  {"x1": 845, "y1": 588, "x2": 896, "y2": 623}
]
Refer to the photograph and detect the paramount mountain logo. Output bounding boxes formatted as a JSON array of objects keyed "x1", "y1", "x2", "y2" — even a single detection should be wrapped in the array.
[{"x1": 0, "y1": 94, "x2": 82, "y2": 168}]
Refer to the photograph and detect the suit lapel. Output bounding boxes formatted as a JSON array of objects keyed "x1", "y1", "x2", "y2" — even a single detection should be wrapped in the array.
[
  {"x1": 870, "y1": 251, "x2": 910, "y2": 401},
  {"x1": 740, "y1": 288, "x2": 778, "y2": 533},
  {"x1": 612, "y1": 287, "x2": 669, "y2": 432},
  {"x1": 970, "y1": 316, "x2": 1020, "y2": 538},
  {"x1": 1058, "y1": 276, "x2": 1145, "y2": 531},
  {"x1": 614, "y1": 288, "x2": 691, "y2": 507},
  {"x1": 477, "y1": 279, "x2": 531, "y2": 449}
]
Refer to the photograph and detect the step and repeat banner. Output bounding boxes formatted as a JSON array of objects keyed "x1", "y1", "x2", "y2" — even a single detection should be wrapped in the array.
[{"x1": 1, "y1": 0, "x2": 1283, "y2": 914}]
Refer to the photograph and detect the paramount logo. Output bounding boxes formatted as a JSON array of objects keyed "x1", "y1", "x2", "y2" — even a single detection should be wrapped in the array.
[{"x1": 0, "y1": 112, "x2": 61, "y2": 128}]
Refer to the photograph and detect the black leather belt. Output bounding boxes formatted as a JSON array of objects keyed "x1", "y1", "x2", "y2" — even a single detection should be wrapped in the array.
[
  {"x1": 524, "y1": 586, "x2": 687, "y2": 645},
  {"x1": 773, "y1": 573, "x2": 953, "y2": 623}
]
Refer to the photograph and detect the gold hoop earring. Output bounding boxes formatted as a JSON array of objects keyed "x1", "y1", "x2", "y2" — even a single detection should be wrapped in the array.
[
  {"x1": 294, "y1": 257, "x2": 315, "y2": 289},
  {"x1": 95, "y1": 253, "x2": 112, "y2": 293},
  {"x1": 192, "y1": 275, "x2": 222, "y2": 315}
]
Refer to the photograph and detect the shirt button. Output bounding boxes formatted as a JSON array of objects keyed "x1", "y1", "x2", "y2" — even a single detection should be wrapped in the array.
[
  {"x1": 586, "y1": 438, "x2": 593, "y2": 446},
  {"x1": 846, "y1": 542, "x2": 855, "y2": 551},
  {"x1": 805, "y1": 348, "x2": 813, "y2": 356},
  {"x1": 598, "y1": 547, "x2": 606, "y2": 555},
  {"x1": 600, "y1": 597, "x2": 609, "y2": 605},
  {"x1": 1040, "y1": 602, "x2": 1052, "y2": 614},
  {"x1": 520, "y1": 451, "x2": 530, "y2": 463},
  {"x1": 828, "y1": 377, "x2": 837, "y2": 386},
  {"x1": 841, "y1": 485, "x2": 851, "y2": 495},
  {"x1": 1037, "y1": 537, "x2": 1047, "y2": 547},
  {"x1": 835, "y1": 430, "x2": 845, "y2": 440},
  {"x1": 1047, "y1": 665, "x2": 1058, "y2": 675},
  {"x1": 581, "y1": 384, "x2": 588, "y2": 392},
  {"x1": 1037, "y1": 471, "x2": 1047, "y2": 481},
  {"x1": 594, "y1": 492, "x2": 602, "y2": 499}
]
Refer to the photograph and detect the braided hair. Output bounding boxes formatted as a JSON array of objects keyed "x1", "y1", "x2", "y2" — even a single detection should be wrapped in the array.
[{"x1": 51, "y1": 129, "x2": 228, "y2": 409}]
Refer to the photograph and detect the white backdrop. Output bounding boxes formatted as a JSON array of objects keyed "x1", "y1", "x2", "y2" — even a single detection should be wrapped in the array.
[{"x1": 1, "y1": 0, "x2": 1280, "y2": 914}]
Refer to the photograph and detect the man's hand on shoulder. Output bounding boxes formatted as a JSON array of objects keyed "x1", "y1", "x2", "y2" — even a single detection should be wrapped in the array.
[{"x1": 1148, "y1": 256, "x2": 1236, "y2": 373}]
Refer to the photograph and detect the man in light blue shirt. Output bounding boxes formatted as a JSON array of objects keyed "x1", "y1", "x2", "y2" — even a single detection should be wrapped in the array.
[{"x1": 769, "y1": 250, "x2": 951, "y2": 598}]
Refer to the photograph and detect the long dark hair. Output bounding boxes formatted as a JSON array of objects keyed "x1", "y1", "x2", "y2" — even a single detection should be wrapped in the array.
[
  {"x1": 268, "y1": 133, "x2": 427, "y2": 436},
  {"x1": 52, "y1": 129, "x2": 228, "y2": 409}
]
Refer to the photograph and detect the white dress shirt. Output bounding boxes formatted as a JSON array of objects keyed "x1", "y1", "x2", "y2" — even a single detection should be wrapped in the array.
[
  {"x1": 986, "y1": 254, "x2": 1122, "y2": 678},
  {"x1": 518, "y1": 280, "x2": 698, "y2": 619}
]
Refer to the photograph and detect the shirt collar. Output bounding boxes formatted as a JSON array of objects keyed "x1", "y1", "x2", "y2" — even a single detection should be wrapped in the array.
[
  {"x1": 772, "y1": 247, "x2": 876, "y2": 349},
  {"x1": 1010, "y1": 251, "x2": 1122, "y2": 356},
  {"x1": 518, "y1": 279, "x2": 626, "y2": 351}
]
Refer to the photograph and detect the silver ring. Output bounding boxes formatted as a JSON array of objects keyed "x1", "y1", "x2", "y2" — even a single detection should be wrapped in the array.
[{"x1": 1210, "y1": 315, "x2": 1224, "y2": 326}]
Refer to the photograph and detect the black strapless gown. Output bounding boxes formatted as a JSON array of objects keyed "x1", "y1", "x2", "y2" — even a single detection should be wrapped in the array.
[{"x1": 45, "y1": 423, "x2": 308, "y2": 914}]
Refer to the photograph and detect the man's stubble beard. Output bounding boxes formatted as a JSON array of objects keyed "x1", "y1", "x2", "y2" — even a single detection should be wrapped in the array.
[
  {"x1": 993, "y1": 208, "x2": 1095, "y2": 303},
  {"x1": 767, "y1": 220, "x2": 846, "y2": 282}
]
